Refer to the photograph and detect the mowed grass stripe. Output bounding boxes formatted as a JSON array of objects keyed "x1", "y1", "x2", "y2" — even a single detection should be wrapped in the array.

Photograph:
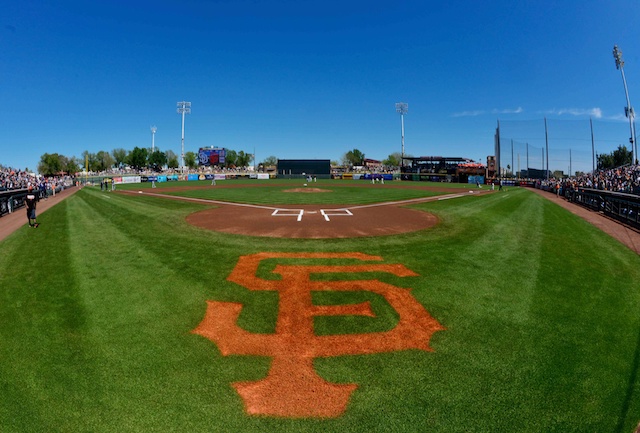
[
  {"x1": 0, "y1": 198, "x2": 86, "y2": 431},
  {"x1": 377, "y1": 188, "x2": 640, "y2": 431},
  {"x1": 62, "y1": 189, "x2": 267, "y2": 431}
]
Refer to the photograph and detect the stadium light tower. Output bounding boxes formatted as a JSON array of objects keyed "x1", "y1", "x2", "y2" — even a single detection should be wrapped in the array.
[
  {"x1": 150, "y1": 126, "x2": 157, "y2": 153},
  {"x1": 613, "y1": 45, "x2": 638, "y2": 164},
  {"x1": 177, "y1": 101, "x2": 192, "y2": 171},
  {"x1": 395, "y1": 102, "x2": 408, "y2": 164}
]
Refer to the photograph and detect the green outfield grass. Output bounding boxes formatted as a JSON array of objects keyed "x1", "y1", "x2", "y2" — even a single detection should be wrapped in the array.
[
  {"x1": 116, "y1": 178, "x2": 465, "y2": 205},
  {"x1": 1, "y1": 184, "x2": 639, "y2": 432}
]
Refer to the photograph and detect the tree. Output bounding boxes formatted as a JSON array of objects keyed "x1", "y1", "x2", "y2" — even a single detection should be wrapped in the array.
[
  {"x1": 112, "y1": 148, "x2": 128, "y2": 169},
  {"x1": 225, "y1": 149, "x2": 238, "y2": 167},
  {"x1": 344, "y1": 149, "x2": 365, "y2": 167},
  {"x1": 166, "y1": 150, "x2": 179, "y2": 169},
  {"x1": 184, "y1": 151, "x2": 197, "y2": 169},
  {"x1": 96, "y1": 150, "x2": 114, "y2": 172},
  {"x1": 596, "y1": 153, "x2": 614, "y2": 170},
  {"x1": 38, "y1": 153, "x2": 63, "y2": 176},
  {"x1": 148, "y1": 150, "x2": 167, "y2": 172},
  {"x1": 62, "y1": 156, "x2": 80, "y2": 175},
  {"x1": 236, "y1": 151, "x2": 252, "y2": 168},
  {"x1": 340, "y1": 154, "x2": 350, "y2": 168},
  {"x1": 127, "y1": 147, "x2": 148, "y2": 170},
  {"x1": 81, "y1": 151, "x2": 99, "y2": 172},
  {"x1": 383, "y1": 152, "x2": 403, "y2": 167},
  {"x1": 597, "y1": 145, "x2": 631, "y2": 170},
  {"x1": 612, "y1": 144, "x2": 633, "y2": 167},
  {"x1": 261, "y1": 155, "x2": 278, "y2": 167}
]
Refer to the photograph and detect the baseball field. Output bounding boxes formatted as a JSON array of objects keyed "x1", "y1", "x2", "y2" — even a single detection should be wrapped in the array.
[{"x1": 1, "y1": 178, "x2": 639, "y2": 432}]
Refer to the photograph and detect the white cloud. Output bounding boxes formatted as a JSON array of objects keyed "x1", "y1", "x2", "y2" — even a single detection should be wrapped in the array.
[
  {"x1": 452, "y1": 107, "x2": 523, "y2": 117},
  {"x1": 452, "y1": 110, "x2": 486, "y2": 117},
  {"x1": 492, "y1": 107, "x2": 524, "y2": 114},
  {"x1": 542, "y1": 108, "x2": 603, "y2": 118}
]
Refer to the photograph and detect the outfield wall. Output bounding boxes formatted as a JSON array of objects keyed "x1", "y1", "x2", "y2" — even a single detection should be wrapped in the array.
[
  {"x1": 81, "y1": 172, "x2": 397, "y2": 185},
  {"x1": 276, "y1": 159, "x2": 331, "y2": 176}
]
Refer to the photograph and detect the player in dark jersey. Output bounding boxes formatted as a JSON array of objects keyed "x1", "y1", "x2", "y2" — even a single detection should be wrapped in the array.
[{"x1": 26, "y1": 190, "x2": 39, "y2": 228}]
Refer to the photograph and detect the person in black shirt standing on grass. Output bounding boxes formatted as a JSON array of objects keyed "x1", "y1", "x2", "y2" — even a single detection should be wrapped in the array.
[{"x1": 26, "y1": 187, "x2": 39, "y2": 228}]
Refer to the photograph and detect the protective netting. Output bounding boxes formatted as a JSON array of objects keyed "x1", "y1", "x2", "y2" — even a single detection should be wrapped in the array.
[{"x1": 496, "y1": 118, "x2": 632, "y2": 177}]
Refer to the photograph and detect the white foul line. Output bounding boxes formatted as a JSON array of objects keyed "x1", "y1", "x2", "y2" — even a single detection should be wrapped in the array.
[{"x1": 129, "y1": 189, "x2": 484, "y2": 217}]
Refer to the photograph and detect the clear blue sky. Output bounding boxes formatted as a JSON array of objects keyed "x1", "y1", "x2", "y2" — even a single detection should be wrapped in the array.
[{"x1": 2, "y1": 0, "x2": 639, "y2": 173}]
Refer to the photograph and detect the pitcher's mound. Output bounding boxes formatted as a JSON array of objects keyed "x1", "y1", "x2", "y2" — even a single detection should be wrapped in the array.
[{"x1": 283, "y1": 188, "x2": 331, "y2": 193}]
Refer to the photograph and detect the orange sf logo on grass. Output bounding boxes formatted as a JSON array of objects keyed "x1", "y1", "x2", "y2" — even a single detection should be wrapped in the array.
[{"x1": 192, "y1": 252, "x2": 444, "y2": 418}]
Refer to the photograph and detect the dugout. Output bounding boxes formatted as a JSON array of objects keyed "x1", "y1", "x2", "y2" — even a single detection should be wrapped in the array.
[{"x1": 276, "y1": 159, "x2": 331, "y2": 179}]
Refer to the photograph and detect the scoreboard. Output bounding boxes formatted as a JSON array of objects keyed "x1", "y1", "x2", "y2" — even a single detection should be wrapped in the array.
[{"x1": 198, "y1": 147, "x2": 226, "y2": 166}]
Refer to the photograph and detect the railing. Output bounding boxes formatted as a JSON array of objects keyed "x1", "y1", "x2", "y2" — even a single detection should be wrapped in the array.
[
  {"x1": 570, "y1": 188, "x2": 640, "y2": 230},
  {"x1": 0, "y1": 189, "x2": 29, "y2": 217},
  {"x1": 0, "y1": 187, "x2": 59, "y2": 218}
]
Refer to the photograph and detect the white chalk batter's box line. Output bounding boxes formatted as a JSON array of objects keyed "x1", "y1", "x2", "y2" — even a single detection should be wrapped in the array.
[{"x1": 271, "y1": 209, "x2": 353, "y2": 222}]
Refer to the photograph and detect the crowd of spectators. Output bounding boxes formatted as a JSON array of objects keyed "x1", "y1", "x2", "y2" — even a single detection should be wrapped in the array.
[
  {"x1": 0, "y1": 166, "x2": 75, "y2": 192},
  {"x1": 570, "y1": 164, "x2": 640, "y2": 194},
  {"x1": 537, "y1": 164, "x2": 640, "y2": 196},
  {"x1": 0, "y1": 167, "x2": 38, "y2": 191}
]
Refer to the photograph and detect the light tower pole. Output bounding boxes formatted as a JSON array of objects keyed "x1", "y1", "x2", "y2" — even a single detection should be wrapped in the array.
[
  {"x1": 613, "y1": 45, "x2": 637, "y2": 165},
  {"x1": 177, "y1": 101, "x2": 191, "y2": 171},
  {"x1": 150, "y1": 126, "x2": 157, "y2": 153},
  {"x1": 395, "y1": 102, "x2": 408, "y2": 165}
]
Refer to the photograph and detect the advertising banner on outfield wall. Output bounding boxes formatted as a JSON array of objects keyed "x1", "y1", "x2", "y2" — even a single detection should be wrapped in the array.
[
  {"x1": 187, "y1": 174, "x2": 199, "y2": 181},
  {"x1": 203, "y1": 174, "x2": 226, "y2": 181},
  {"x1": 468, "y1": 175, "x2": 485, "y2": 185},
  {"x1": 361, "y1": 173, "x2": 393, "y2": 181},
  {"x1": 113, "y1": 176, "x2": 142, "y2": 184}
]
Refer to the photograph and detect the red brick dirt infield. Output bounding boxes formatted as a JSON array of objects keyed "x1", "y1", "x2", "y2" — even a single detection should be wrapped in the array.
[{"x1": 186, "y1": 202, "x2": 440, "y2": 238}]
